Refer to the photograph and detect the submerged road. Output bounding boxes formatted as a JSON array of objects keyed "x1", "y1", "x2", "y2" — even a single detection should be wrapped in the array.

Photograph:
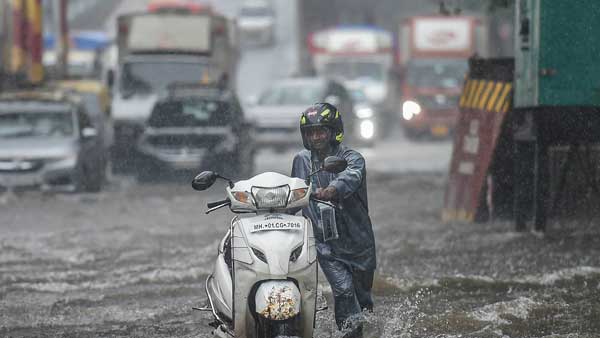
[{"x1": 1, "y1": 170, "x2": 599, "y2": 337}]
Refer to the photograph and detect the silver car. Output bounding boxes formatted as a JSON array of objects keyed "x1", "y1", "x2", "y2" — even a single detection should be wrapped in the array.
[
  {"x1": 0, "y1": 92, "x2": 105, "y2": 192},
  {"x1": 246, "y1": 77, "x2": 354, "y2": 151}
]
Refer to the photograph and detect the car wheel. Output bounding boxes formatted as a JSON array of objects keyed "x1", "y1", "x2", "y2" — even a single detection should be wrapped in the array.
[{"x1": 73, "y1": 164, "x2": 88, "y2": 193}]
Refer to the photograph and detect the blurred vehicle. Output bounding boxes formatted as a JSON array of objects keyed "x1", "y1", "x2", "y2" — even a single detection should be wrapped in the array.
[
  {"x1": 347, "y1": 83, "x2": 377, "y2": 147},
  {"x1": 0, "y1": 90, "x2": 105, "y2": 192},
  {"x1": 43, "y1": 31, "x2": 111, "y2": 79},
  {"x1": 54, "y1": 80, "x2": 113, "y2": 177},
  {"x1": 111, "y1": 8, "x2": 239, "y2": 171},
  {"x1": 148, "y1": 0, "x2": 213, "y2": 14},
  {"x1": 398, "y1": 16, "x2": 488, "y2": 138},
  {"x1": 238, "y1": 0, "x2": 276, "y2": 46},
  {"x1": 308, "y1": 25, "x2": 397, "y2": 132},
  {"x1": 135, "y1": 83, "x2": 255, "y2": 181},
  {"x1": 246, "y1": 77, "x2": 354, "y2": 151}
]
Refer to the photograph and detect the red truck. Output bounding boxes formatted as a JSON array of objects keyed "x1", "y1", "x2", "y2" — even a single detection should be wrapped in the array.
[{"x1": 398, "y1": 15, "x2": 488, "y2": 138}]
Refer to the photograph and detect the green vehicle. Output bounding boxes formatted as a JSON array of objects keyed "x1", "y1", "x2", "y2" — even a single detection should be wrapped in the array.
[{"x1": 512, "y1": 0, "x2": 600, "y2": 231}]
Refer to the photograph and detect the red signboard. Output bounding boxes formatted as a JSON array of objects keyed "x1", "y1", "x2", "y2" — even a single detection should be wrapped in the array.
[{"x1": 443, "y1": 73, "x2": 513, "y2": 222}]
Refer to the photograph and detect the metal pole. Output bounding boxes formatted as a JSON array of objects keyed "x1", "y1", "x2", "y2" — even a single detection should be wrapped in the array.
[{"x1": 52, "y1": 0, "x2": 68, "y2": 79}]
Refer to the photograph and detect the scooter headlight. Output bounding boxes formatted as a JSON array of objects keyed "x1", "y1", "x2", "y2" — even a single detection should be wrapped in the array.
[
  {"x1": 252, "y1": 185, "x2": 290, "y2": 209},
  {"x1": 255, "y1": 281, "x2": 301, "y2": 320}
]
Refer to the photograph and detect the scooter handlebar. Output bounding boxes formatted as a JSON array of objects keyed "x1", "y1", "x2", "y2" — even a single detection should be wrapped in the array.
[
  {"x1": 207, "y1": 199, "x2": 230, "y2": 209},
  {"x1": 309, "y1": 196, "x2": 341, "y2": 211}
]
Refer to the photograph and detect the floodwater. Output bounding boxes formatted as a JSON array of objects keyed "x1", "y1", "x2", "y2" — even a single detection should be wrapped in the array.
[{"x1": 1, "y1": 170, "x2": 599, "y2": 338}]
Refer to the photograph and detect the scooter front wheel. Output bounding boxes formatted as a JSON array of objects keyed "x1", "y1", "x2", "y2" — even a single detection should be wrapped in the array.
[{"x1": 255, "y1": 315, "x2": 302, "y2": 338}]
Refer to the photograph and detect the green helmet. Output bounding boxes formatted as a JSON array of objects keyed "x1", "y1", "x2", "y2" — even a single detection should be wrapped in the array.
[{"x1": 299, "y1": 103, "x2": 344, "y2": 150}]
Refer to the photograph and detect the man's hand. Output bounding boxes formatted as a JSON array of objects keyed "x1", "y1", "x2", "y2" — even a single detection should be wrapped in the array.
[{"x1": 315, "y1": 186, "x2": 337, "y2": 201}]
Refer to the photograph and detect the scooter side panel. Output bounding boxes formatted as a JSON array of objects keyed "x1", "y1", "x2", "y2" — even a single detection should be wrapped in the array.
[{"x1": 209, "y1": 254, "x2": 233, "y2": 319}]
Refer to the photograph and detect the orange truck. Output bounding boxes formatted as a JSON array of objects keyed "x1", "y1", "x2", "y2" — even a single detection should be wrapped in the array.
[{"x1": 398, "y1": 15, "x2": 488, "y2": 138}]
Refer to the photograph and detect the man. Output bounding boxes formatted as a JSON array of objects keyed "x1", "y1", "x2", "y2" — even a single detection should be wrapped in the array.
[{"x1": 291, "y1": 103, "x2": 376, "y2": 337}]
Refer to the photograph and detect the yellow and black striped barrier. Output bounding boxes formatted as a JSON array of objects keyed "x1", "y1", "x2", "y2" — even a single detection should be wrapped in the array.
[
  {"x1": 443, "y1": 58, "x2": 514, "y2": 223},
  {"x1": 459, "y1": 79, "x2": 512, "y2": 114}
]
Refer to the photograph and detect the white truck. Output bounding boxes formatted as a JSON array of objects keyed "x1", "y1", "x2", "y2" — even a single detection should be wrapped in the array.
[
  {"x1": 109, "y1": 9, "x2": 238, "y2": 170},
  {"x1": 307, "y1": 26, "x2": 397, "y2": 135}
]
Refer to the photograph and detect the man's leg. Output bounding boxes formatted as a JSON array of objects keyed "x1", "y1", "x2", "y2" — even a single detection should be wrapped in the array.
[
  {"x1": 352, "y1": 269, "x2": 374, "y2": 311},
  {"x1": 319, "y1": 257, "x2": 361, "y2": 329}
]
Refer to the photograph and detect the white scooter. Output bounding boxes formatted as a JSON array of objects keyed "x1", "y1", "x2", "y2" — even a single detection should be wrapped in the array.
[{"x1": 191, "y1": 156, "x2": 347, "y2": 338}]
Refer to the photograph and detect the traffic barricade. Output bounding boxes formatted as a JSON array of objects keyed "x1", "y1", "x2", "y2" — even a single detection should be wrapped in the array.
[{"x1": 443, "y1": 58, "x2": 513, "y2": 222}]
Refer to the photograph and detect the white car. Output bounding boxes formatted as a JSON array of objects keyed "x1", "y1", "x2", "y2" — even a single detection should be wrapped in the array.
[
  {"x1": 246, "y1": 77, "x2": 355, "y2": 152},
  {"x1": 238, "y1": 0, "x2": 275, "y2": 46}
]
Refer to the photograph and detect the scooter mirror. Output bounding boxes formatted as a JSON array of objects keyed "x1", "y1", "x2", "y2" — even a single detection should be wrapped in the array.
[
  {"x1": 192, "y1": 171, "x2": 218, "y2": 191},
  {"x1": 323, "y1": 156, "x2": 347, "y2": 174}
]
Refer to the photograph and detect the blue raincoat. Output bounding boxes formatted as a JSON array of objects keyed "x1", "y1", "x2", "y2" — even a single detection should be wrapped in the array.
[{"x1": 291, "y1": 144, "x2": 376, "y2": 329}]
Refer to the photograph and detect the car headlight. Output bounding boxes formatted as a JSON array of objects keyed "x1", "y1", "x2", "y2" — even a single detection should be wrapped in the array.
[
  {"x1": 288, "y1": 188, "x2": 308, "y2": 204},
  {"x1": 402, "y1": 100, "x2": 421, "y2": 120},
  {"x1": 355, "y1": 107, "x2": 374, "y2": 119},
  {"x1": 360, "y1": 120, "x2": 375, "y2": 139},
  {"x1": 289, "y1": 245, "x2": 303, "y2": 262},
  {"x1": 251, "y1": 185, "x2": 290, "y2": 209}
]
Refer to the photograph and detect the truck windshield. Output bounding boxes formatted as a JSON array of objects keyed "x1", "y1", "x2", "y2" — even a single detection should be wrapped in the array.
[
  {"x1": 324, "y1": 61, "x2": 385, "y2": 82},
  {"x1": 148, "y1": 99, "x2": 232, "y2": 127},
  {"x1": 0, "y1": 111, "x2": 74, "y2": 139},
  {"x1": 406, "y1": 59, "x2": 468, "y2": 88},
  {"x1": 120, "y1": 62, "x2": 207, "y2": 96},
  {"x1": 240, "y1": 6, "x2": 273, "y2": 17}
]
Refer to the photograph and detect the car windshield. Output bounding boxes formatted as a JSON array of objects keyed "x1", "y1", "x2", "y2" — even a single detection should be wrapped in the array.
[
  {"x1": 406, "y1": 59, "x2": 469, "y2": 88},
  {"x1": 324, "y1": 61, "x2": 385, "y2": 82},
  {"x1": 148, "y1": 99, "x2": 233, "y2": 127},
  {"x1": 349, "y1": 88, "x2": 368, "y2": 103},
  {"x1": 120, "y1": 62, "x2": 207, "y2": 96},
  {"x1": 258, "y1": 82, "x2": 323, "y2": 105},
  {"x1": 0, "y1": 111, "x2": 74, "y2": 139}
]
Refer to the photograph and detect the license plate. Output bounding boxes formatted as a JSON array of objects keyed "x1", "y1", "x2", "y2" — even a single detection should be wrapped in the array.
[
  {"x1": 431, "y1": 125, "x2": 449, "y2": 136},
  {"x1": 250, "y1": 220, "x2": 303, "y2": 233}
]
